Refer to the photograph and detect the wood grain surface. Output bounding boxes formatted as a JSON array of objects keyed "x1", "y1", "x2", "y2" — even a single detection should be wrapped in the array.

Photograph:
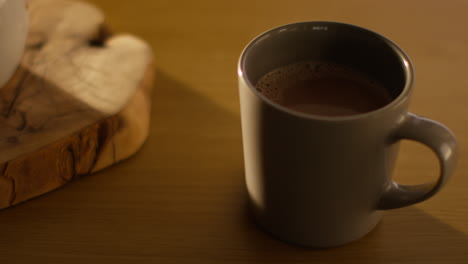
[
  {"x1": 0, "y1": 0, "x2": 467, "y2": 263},
  {"x1": 0, "y1": 0, "x2": 153, "y2": 209}
]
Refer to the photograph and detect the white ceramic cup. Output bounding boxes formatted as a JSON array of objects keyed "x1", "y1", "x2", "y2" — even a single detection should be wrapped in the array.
[
  {"x1": 0, "y1": 0, "x2": 28, "y2": 88},
  {"x1": 238, "y1": 21, "x2": 458, "y2": 247}
]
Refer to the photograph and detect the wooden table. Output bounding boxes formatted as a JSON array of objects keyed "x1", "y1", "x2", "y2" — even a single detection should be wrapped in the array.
[{"x1": 1, "y1": 0, "x2": 467, "y2": 263}]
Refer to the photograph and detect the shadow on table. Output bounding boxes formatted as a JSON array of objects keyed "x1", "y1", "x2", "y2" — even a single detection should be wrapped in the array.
[
  {"x1": 239, "y1": 199, "x2": 468, "y2": 263},
  {"x1": 148, "y1": 70, "x2": 468, "y2": 263},
  {"x1": 0, "y1": 70, "x2": 466, "y2": 264},
  {"x1": 0, "y1": 69, "x2": 245, "y2": 262}
]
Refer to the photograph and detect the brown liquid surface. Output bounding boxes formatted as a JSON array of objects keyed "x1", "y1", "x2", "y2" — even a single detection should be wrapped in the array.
[{"x1": 255, "y1": 62, "x2": 392, "y2": 116}]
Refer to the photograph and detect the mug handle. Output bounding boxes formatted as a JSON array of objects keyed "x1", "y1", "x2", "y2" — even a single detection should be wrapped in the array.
[{"x1": 377, "y1": 113, "x2": 458, "y2": 210}]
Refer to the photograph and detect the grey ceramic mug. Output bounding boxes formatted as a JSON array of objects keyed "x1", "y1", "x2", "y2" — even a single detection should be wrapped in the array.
[{"x1": 238, "y1": 21, "x2": 458, "y2": 247}]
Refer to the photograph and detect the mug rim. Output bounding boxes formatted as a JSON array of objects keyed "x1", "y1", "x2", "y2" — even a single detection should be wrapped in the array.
[{"x1": 238, "y1": 21, "x2": 414, "y2": 121}]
